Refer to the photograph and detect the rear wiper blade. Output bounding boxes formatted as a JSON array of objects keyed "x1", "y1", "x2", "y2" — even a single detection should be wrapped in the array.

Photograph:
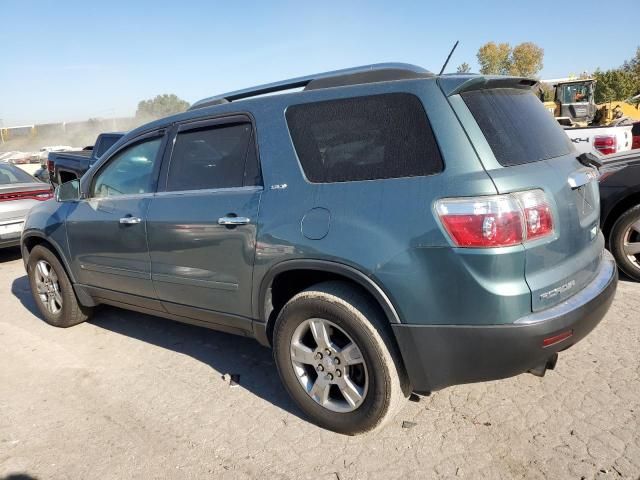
[{"x1": 577, "y1": 152, "x2": 602, "y2": 170}]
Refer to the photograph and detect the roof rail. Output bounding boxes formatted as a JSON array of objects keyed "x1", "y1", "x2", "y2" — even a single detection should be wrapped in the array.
[{"x1": 188, "y1": 63, "x2": 432, "y2": 111}]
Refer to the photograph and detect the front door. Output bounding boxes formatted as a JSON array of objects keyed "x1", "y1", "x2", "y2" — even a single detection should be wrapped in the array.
[
  {"x1": 146, "y1": 117, "x2": 262, "y2": 326},
  {"x1": 66, "y1": 131, "x2": 166, "y2": 299}
]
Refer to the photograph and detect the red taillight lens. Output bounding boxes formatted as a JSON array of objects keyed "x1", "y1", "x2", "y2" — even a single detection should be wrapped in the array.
[
  {"x1": 594, "y1": 135, "x2": 617, "y2": 155},
  {"x1": 436, "y1": 195, "x2": 523, "y2": 247},
  {"x1": 0, "y1": 189, "x2": 53, "y2": 202},
  {"x1": 439, "y1": 211, "x2": 523, "y2": 247},
  {"x1": 47, "y1": 159, "x2": 54, "y2": 173},
  {"x1": 515, "y1": 190, "x2": 554, "y2": 241},
  {"x1": 436, "y1": 189, "x2": 554, "y2": 248}
]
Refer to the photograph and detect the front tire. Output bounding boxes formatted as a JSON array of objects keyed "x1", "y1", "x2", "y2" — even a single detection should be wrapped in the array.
[
  {"x1": 27, "y1": 245, "x2": 92, "y2": 327},
  {"x1": 273, "y1": 281, "x2": 408, "y2": 435},
  {"x1": 609, "y1": 204, "x2": 640, "y2": 282}
]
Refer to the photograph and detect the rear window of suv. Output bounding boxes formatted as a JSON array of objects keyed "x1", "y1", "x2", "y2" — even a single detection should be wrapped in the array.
[
  {"x1": 286, "y1": 93, "x2": 443, "y2": 183},
  {"x1": 462, "y1": 88, "x2": 573, "y2": 167}
]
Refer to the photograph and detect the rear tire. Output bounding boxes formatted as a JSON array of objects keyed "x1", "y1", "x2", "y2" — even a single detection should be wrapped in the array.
[
  {"x1": 27, "y1": 245, "x2": 93, "y2": 327},
  {"x1": 609, "y1": 204, "x2": 640, "y2": 282},
  {"x1": 273, "y1": 281, "x2": 408, "y2": 435}
]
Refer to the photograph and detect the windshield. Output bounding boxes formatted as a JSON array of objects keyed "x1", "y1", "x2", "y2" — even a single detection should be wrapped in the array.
[
  {"x1": 0, "y1": 163, "x2": 38, "y2": 184},
  {"x1": 558, "y1": 83, "x2": 592, "y2": 104}
]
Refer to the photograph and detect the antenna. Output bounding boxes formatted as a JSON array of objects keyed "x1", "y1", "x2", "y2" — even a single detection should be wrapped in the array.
[{"x1": 438, "y1": 40, "x2": 459, "y2": 75}]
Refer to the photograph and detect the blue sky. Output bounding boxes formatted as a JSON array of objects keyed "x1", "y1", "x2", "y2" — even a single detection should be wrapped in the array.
[{"x1": 1, "y1": 0, "x2": 638, "y2": 125}]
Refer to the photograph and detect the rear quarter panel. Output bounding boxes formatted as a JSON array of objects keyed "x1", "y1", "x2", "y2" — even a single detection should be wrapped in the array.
[{"x1": 248, "y1": 79, "x2": 532, "y2": 325}]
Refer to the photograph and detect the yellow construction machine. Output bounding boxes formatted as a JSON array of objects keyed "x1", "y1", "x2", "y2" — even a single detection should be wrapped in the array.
[{"x1": 540, "y1": 78, "x2": 640, "y2": 127}]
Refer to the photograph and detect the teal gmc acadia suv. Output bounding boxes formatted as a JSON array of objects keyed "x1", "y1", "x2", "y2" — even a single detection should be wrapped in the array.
[{"x1": 21, "y1": 64, "x2": 618, "y2": 434}]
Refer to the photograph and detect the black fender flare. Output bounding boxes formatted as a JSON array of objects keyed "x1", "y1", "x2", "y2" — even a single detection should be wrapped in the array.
[{"x1": 254, "y1": 259, "x2": 402, "y2": 345}]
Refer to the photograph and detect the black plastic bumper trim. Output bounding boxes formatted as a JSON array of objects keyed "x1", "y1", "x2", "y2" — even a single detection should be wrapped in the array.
[{"x1": 393, "y1": 250, "x2": 618, "y2": 393}]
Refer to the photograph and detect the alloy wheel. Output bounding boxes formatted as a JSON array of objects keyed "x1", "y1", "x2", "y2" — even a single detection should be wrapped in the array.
[
  {"x1": 623, "y1": 219, "x2": 640, "y2": 270},
  {"x1": 34, "y1": 260, "x2": 63, "y2": 314},
  {"x1": 290, "y1": 318, "x2": 368, "y2": 413}
]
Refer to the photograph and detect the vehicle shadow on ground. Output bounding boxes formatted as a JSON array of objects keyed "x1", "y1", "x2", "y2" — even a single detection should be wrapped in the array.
[
  {"x1": 0, "y1": 246, "x2": 22, "y2": 263},
  {"x1": 10, "y1": 275, "x2": 305, "y2": 422},
  {"x1": 618, "y1": 270, "x2": 636, "y2": 283}
]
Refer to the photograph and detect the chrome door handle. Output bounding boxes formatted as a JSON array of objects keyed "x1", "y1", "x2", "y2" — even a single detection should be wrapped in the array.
[
  {"x1": 218, "y1": 216, "x2": 250, "y2": 226},
  {"x1": 119, "y1": 216, "x2": 142, "y2": 224}
]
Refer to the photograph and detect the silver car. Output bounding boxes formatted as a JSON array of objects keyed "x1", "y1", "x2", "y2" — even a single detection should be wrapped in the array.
[{"x1": 0, "y1": 163, "x2": 52, "y2": 248}]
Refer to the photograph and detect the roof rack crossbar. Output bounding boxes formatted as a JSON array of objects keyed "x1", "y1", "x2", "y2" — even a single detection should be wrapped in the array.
[{"x1": 189, "y1": 63, "x2": 430, "y2": 110}]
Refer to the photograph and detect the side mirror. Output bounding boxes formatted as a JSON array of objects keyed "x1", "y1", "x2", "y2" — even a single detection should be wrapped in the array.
[{"x1": 55, "y1": 179, "x2": 81, "y2": 202}]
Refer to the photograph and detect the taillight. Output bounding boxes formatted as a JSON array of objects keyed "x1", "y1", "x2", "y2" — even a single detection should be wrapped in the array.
[
  {"x1": 47, "y1": 159, "x2": 54, "y2": 173},
  {"x1": 594, "y1": 135, "x2": 617, "y2": 155},
  {"x1": 436, "y1": 189, "x2": 554, "y2": 248},
  {"x1": 516, "y1": 189, "x2": 553, "y2": 241},
  {"x1": 0, "y1": 189, "x2": 53, "y2": 202},
  {"x1": 33, "y1": 191, "x2": 54, "y2": 201},
  {"x1": 435, "y1": 195, "x2": 523, "y2": 247}
]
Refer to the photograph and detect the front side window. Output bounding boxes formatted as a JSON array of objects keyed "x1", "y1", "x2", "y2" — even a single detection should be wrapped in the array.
[
  {"x1": 167, "y1": 123, "x2": 257, "y2": 191},
  {"x1": 92, "y1": 137, "x2": 162, "y2": 198},
  {"x1": 285, "y1": 93, "x2": 443, "y2": 183}
]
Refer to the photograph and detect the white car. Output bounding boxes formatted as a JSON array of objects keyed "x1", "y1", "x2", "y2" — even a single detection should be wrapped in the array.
[{"x1": 0, "y1": 162, "x2": 52, "y2": 248}]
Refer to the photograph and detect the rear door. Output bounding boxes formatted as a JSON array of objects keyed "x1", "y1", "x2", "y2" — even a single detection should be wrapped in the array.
[
  {"x1": 146, "y1": 116, "x2": 262, "y2": 327},
  {"x1": 453, "y1": 87, "x2": 602, "y2": 311}
]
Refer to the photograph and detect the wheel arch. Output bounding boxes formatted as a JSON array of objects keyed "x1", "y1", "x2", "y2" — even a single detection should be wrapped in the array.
[
  {"x1": 254, "y1": 259, "x2": 402, "y2": 347},
  {"x1": 602, "y1": 191, "x2": 640, "y2": 243},
  {"x1": 21, "y1": 233, "x2": 76, "y2": 284}
]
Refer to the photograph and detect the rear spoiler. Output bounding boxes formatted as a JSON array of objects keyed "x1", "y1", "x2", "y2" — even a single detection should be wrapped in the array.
[{"x1": 437, "y1": 74, "x2": 537, "y2": 97}]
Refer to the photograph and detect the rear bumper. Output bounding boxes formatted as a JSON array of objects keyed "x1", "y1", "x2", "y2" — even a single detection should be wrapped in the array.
[
  {"x1": 0, "y1": 218, "x2": 26, "y2": 249},
  {"x1": 393, "y1": 250, "x2": 618, "y2": 393}
]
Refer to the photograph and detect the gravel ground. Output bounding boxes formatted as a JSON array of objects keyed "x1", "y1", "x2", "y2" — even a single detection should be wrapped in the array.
[{"x1": 0, "y1": 246, "x2": 638, "y2": 480}]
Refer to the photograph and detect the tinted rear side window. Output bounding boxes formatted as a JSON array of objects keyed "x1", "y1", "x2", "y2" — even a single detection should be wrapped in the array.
[
  {"x1": 286, "y1": 93, "x2": 443, "y2": 183},
  {"x1": 167, "y1": 123, "x2": 257, "y2": 191},
  {"x1": 462, "y1": 88, "x2": 573, "y2": 167}
]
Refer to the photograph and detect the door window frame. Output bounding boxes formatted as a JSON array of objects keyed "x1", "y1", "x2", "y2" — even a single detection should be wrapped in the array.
[
  {"x1": 85, "y1": 128, "x2": 169, "y2": 199},
  {"x1": 157, "y1": 113, "x2": 263, "y2": 194}
]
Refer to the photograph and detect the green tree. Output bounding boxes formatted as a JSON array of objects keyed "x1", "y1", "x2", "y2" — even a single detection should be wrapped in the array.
[
  {"x1": 456, "y1": 62, "x2": 471, "y2": 73},
  {"x1": 592, "y1": 47, "x2": 640, "y2": 103},
  {"x1": 136, "y1": 94, "x2": 190, "y2": 119},
  {"x1": 593, "y1": 68, "x2": 637, "y2": 103},
  {"x1": 622, "y1": 46, "x2": 640, "y2": 76},
  {"x1": 476, "y1": 42, "x2": 511, "y2": 75},
  {"x1": 539, "y1": 83, "x2": 555, "y2": 102},
  {"x1": 509, "y1": 42, "x2": 544, "y2": 77},
  {"x1": 476, "y1": 41, "x2": 544, "y2": 77}
]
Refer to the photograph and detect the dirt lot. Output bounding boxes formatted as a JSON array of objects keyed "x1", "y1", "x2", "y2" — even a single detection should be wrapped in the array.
[{"x1": 0, "y1": 247, "x2": 638, "y2": 480}]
